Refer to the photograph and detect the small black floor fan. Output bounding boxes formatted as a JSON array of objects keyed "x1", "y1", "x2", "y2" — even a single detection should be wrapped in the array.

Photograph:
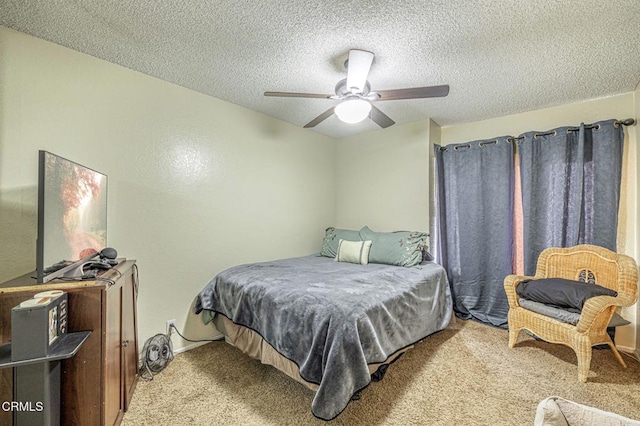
[{"x1": 139, "y1": 333, "x2": 174, "y2": 380}]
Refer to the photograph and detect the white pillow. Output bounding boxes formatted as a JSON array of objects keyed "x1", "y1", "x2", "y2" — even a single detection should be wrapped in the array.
[{"x1": 335, "y1": 239, "x2": 372, "y2": 265}]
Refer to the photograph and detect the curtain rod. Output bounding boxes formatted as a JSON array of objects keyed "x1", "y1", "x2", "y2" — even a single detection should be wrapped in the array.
[
  {"x1": 616, "y1": 118, "x2": 636, "y2": 126},
  {"x1": 439, "y1": 119, "x2": 636, "y2": 150},
  {"x1": 506, "y1": 118, "x2": 636, "y2": 142}
]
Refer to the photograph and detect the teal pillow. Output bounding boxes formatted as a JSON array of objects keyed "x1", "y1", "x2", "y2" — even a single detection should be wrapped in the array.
[
  {"x1": 359, "y1": 225, "x2": 428, "y2": 267},
  {"x1": 320, "y1": 227, "x2": 362, "y2": 258}
]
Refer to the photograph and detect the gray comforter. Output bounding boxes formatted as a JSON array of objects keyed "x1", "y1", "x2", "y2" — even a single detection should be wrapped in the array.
[{"x1": 194, "y1": 255, "x2": 452, "y2": 420}]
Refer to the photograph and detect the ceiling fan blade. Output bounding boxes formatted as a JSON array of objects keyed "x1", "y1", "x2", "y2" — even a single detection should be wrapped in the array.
[
  {"x1": 346, "y1": 50, "x2": 374, "y2": 92},
  {"x1": 375, "y1": 85, "x2": 450, "y2": 101},
  {"x1": 303, "y1": 107, "x2": 336, "y2": 128},
  {"x1": 370, "y1": 105, "x2": 395, "y2": 128},
  {"x1": 265, "y1": 91, "x2": 333, "y2": 99}
]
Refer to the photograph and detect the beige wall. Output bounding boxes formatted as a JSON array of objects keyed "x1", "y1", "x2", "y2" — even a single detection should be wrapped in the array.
[
  {"x1": 0, "y1": 27, "x2": 337, "y2": 351},
  {"x1": 335, "y1": 119, "x2": 432, "y2": 233},
  {"x1": 440, "y1": 94, "x2": 639, "y2": 353},
  {"x1": 2, "y1": 26, "x2": 639, "y2": 355},
  {"x1": 635, "y1": 83, "x2": 640, "y2": 353}
]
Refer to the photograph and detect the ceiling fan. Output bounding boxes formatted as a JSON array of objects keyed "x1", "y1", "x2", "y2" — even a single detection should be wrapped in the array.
[{"x1": 264, "y1": 49, "x2": 449, "y2": 129}]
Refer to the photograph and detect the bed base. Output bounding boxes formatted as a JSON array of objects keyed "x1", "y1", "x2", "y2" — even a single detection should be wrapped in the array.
[{"x1": 212, "y1": 315, "x2": 410, "y2": 392}]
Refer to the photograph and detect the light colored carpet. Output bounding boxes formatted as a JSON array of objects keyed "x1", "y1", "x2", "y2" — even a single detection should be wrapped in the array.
[{"x1": 122, "y1": 318, "x2": 640, "y2": 425}]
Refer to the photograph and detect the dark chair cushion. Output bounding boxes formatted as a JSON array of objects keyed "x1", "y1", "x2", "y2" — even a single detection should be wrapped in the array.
[
  {"x1": 516, "y1": 278, "x2": 617, "y2": 310},
  {"x1": 518, "y1": 297, "x2": 630, "y2": 327}
]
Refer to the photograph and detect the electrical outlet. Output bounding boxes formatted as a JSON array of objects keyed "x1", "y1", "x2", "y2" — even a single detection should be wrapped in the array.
[{"x1": 166, "y1": 319, "x2": 176, "y2": 336}]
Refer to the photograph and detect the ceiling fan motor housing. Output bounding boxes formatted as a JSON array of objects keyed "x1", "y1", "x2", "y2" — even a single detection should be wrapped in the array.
[{"x1": 335, "y1": 78, "x2": 371, "y2": 98}]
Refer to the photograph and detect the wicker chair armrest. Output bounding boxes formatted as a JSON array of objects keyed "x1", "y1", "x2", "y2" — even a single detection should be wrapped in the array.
[
  {"x1": 576, "y1": 295, "x2": 621, "y2": 333},
  {"x1": 504, "y1": 275, "x2": 535, "y2": 308}
]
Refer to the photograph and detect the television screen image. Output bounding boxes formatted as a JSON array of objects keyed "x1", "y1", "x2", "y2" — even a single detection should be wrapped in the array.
[{"x1": 37, "y1": 151, "x2": 107, "y2": 282}]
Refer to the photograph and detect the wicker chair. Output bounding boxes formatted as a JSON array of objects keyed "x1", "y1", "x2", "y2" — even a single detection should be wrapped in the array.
[{"x1": 504, "y1": 244, "x2": 638, "y2": 382}]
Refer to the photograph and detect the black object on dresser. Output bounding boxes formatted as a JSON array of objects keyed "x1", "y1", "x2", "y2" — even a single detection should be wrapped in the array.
[{"x1": 0, "y1": 260, "x2": 138, "y2": 426}]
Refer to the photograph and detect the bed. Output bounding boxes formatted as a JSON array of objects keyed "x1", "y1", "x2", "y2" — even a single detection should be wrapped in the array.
[{"x1": 194, "y1": 254, "x2": 452, "y2": 420}]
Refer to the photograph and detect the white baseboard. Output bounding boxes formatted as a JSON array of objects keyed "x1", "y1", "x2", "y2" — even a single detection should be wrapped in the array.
[
  {"x1": 173, "y1": 340, "x2": 208, "y2": 354},
  {"x1": 616, "y1": 345, "x2": 640, "y2": 362},
  {"x1": 172, "y1": 333, "x2": 225, "y2": 355}
]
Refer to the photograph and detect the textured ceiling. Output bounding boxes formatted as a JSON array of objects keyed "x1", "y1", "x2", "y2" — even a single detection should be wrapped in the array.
[{"x1": 2, "y1": 1, "x2": 640, "y2": 139}]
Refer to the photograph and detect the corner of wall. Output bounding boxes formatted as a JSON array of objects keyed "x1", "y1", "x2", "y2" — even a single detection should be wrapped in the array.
[
  {"x1": 634, "y1": 81, "x2": 640, "y2": 356},
  {"x1": 427, "y1": 119, "x2": 441, "y2": 240},
  {"x1": 428, "y1": 119, "x2": 442, "y2": 146},
  {"x1": 334, "y1": 120, "x2": 432, "y2": 232}
]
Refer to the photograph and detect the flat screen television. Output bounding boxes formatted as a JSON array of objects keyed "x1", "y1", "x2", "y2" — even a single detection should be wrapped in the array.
[{"x1": 36, "y1": 151, "x2": 108, "y2": 283}]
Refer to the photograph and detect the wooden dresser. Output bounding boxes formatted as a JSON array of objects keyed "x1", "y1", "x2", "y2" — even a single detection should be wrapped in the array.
[{"x1": 0, "y1": 260, "x2": 138, "y2": 426}]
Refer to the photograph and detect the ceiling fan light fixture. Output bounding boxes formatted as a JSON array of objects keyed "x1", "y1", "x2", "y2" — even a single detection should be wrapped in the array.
[{"x1": 335, "y1": 98, "x2": 371, "y2": 124}]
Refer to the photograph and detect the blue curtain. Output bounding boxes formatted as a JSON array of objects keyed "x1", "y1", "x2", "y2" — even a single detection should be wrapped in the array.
[
  {"x1": 519, "y1": 119, "x2": 624, "y2": 275},
  {"x1": 433, "y1": 137, "x2": 513, "y2": 327}
]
